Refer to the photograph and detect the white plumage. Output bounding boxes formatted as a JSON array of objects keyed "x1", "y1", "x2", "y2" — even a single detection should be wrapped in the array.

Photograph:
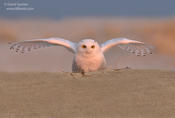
[{"x1": 10, "y1": 37, "x2": 153, "y2": 73}]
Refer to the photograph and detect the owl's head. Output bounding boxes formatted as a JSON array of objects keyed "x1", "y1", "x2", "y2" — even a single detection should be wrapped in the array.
[{"x1": 77, "y1": 39, "x2": 101, "y2": 55}]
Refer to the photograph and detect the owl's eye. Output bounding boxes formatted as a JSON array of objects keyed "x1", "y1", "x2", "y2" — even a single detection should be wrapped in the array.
[
  {"x1": 82, "y1": 45, "x2": 87, "y2": 48},
  {"x1": 91, "y1": 45, "x2": 95, "y2": 49}
]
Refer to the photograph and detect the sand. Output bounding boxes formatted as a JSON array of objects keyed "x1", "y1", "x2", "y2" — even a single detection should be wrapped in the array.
[
  {"x1": 0, "y1": 18, "x2": 175, "y2": 118},
  {"x1": 0, "y1": 69, "x2": 175, "y2": 118}
]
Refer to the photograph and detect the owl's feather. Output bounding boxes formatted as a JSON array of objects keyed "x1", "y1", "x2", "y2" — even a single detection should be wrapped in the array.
[{"x1": 10, "y1": 38, "x2": 77, "y2": 53}]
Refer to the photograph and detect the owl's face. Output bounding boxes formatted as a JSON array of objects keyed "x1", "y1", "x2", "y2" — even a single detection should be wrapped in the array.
[{"x1": 77, "y1": 39, "x2": 101, "y2": 56}]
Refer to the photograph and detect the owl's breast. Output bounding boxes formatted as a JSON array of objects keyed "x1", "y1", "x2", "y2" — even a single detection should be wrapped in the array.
[{"x1": 74, "y1": 53, "x2": 106, "y2": 72}]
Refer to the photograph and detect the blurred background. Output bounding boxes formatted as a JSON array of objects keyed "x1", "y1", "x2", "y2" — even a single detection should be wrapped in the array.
[{"x1": 0, "y1": 0, "x2": 175, "y2": 72}]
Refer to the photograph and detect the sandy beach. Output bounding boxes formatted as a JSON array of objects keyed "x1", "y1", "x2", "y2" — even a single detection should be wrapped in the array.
[
  {"x1": 0, "y1": 18, "x2": 175, "y2": 118},
  {"x1": 0, "y1": 70, "x2": 175, "y2": 118}
]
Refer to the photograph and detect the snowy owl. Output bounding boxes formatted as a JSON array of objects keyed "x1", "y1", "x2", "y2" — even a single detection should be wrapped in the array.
[{"x1": 10, "y1": 37, "x2": 153, "y2": 73}]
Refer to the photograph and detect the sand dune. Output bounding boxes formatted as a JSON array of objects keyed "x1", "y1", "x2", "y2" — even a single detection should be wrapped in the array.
[
  {"x1": 0, "y1": 18, "x2": 175, "y2": 118},
  {"x1": 0, "y1": 70, "x2": 175, "y2": 118}
]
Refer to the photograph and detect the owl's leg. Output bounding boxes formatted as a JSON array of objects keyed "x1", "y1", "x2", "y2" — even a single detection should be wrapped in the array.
[{"x1": 81, "y1": 71, "x2": 85, "y2": 75}]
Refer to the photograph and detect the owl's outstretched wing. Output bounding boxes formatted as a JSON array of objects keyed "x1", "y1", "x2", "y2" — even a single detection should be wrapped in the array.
[
  {"x1": 100, "y1": 38, "x2": 153, "y2": 56},
  {"x1": 10, "y1": 38, "x2": 77, "y2": 53}
]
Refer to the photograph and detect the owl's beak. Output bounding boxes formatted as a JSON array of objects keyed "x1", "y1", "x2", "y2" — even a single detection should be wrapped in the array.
[{"x1": 85, "y1": 50, "x2": 92, "y2": 54}]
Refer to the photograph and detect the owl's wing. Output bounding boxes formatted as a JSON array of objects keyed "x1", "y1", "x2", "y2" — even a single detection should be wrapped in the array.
[
  {"x1": 100, "y1": 38, "x2": 153, "y2": 56},
  {"x1": 10, "y1": 37, "x2": 77, "y2": 53}
]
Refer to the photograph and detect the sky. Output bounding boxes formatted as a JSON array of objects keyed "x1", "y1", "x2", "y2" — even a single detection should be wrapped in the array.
[{"x1": 1, "y1": 0, "x2": 175, "y2": 19}]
